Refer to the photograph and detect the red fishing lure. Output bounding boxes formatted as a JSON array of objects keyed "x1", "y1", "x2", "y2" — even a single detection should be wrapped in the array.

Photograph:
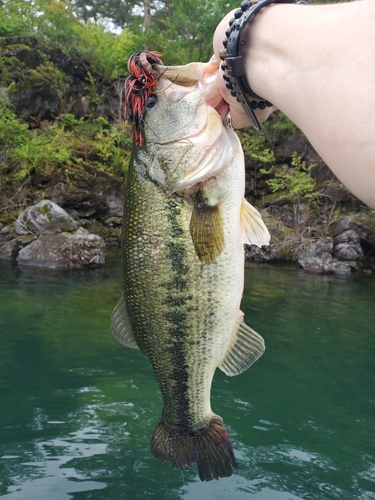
[{"x1": 125, "y1": 51, "x2": 163, "y2": 146}]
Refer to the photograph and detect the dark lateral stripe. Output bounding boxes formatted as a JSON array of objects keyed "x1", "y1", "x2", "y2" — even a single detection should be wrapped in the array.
[{"x1": 162, "y1": 201, "x2": 192, "y2": 427}]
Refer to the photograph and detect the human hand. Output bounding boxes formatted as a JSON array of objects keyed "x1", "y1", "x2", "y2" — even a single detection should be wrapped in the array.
[{"x1": 211, "y1": 11, "x2": 277, "y2": 129}]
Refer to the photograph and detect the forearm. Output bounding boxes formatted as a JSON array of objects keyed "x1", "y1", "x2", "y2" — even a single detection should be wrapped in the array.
[{"x1": 215, "y1": 0, "x2": 375, "y2": 208}]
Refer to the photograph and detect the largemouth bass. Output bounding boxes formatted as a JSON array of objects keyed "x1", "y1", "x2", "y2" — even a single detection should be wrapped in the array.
[{"x1": 111, "y1": 52, "x2": 270, "y2": 481}]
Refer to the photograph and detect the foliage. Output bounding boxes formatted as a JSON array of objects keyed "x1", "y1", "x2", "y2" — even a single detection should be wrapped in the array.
[
  {"x1": 70, "y1": 23, "x2": 136, "y2": 78},
  {"x1": 71, "y1": 0, "x2": 142, "y2": 29},
  {"x1": 0, "y1": 0, "x2": 348, "y2": 228},
  {"x1": 0, "y1": 100, "x2": 28, "y2": 150},
  {"x1": 238, "y1": 126, "x2": 276, "y2": 168},
  {"x1": 0, "y1": 0, "x2": 242, "y2": 74},
  {"x1": 0, "y1": 0, "x2": 137, "y2": 79},
  {"x1": 0, "y1": 0, "x2": 34, "y2": 36},
  {"x1": 262, "y1": 112, "x2": 300, "y2": 146},
  {"x1": 9, "y1": 59, "x2": 67, "y2": 94},
  {"x1": 239, "y1": 111, "x2": 300, "y2": 160},
  {"x1": 260, "y1": 152, "x2": 319, "y2": 205},
  {"x1": 0, "y1": 99, "x2": 130, "y2": 185},
  {"x1": 142, "y1": 0, "x2": 240, "y2": 64}
]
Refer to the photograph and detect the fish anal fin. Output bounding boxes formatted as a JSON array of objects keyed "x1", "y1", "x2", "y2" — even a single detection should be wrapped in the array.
[
  {"x1": 190, "y1": 189, "x2": 224, "y2": 264},
  {"x1": 219, "y1": 312, "x2": 265, "y2": 377},
  {"x1": 151, "y1": 414, "x2": 237, "y2": 481},
  {"x1": 241, "y1": 198, "x2": 270, "y2": 247},
  {"x1": 110, "y1": 291, "x2": 139, "y2": 349}
]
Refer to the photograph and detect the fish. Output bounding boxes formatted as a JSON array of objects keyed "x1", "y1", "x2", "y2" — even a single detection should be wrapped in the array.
[{"x1": 110, "y1": 51, "x2": 270, "y2": 482}]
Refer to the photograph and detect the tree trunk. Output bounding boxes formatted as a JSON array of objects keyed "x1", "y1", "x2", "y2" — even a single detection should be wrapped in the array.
[{"x1": 144, "y1": 0, "x2": 151, "y2": 28}]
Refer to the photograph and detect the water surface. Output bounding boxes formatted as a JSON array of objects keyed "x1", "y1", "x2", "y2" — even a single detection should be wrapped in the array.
[{"x1": 1, "y1": 253, "x2": 374, "y2": 499}]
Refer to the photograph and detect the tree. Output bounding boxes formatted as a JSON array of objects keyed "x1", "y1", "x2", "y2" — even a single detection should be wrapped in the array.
[{"x1": 71, "y1": 0, "x2": 143, "y2": 29}]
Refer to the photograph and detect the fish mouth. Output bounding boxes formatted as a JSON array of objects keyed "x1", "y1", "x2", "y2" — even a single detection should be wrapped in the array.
[
  {"x1": 152, "y1": 60, "x2": 224, "y2": 116},
  {"x1": 126, "y1": 51, "x2": 225, "y2": 147}
]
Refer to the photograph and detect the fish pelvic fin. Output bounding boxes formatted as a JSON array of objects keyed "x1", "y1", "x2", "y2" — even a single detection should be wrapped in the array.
[
  {"x1": 190, "y1": 188, "x2": 224, "y2": 263},
  {"x1": 219, "y1": 312, "x2": 265, "y2": 377},
  {"x1": 151, "y1": 415, "x2": 237, "y2": 482},
  {"x1": 110, "y1": 291, "x2": 139, "y2": 349},
  {"x1": 241, "y1": 198, "x2": 271, "y2": 247}
]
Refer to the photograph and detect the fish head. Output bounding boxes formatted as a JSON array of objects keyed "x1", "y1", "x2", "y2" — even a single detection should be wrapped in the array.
[{"x1": 125, "y1": 52, "x2": 236, "y2": 195}]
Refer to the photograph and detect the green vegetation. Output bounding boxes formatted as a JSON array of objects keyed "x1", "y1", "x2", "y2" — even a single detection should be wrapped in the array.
[
  {"x1": 0, "y1": 96, "x2": 131, "y2": 222},
  {"x1": 0, "y1": 101, "x2": 131, "y2": 181},
  {"x1": 260, "y1": 152, "x2": 319, "y2": 205},
  {"x1": 0, "y1": 0, "x2": 243, "y2": 75},
  {"x1": 0, "y1": 0, "x2": 352, "y2": 228}
]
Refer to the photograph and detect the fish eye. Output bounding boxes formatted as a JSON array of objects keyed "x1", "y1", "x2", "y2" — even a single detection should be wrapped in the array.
[{"x1": 147, "y1": 95, "x2": 157, "y2": 108}]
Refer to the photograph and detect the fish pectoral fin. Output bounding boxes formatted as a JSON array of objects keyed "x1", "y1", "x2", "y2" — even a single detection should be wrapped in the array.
[
  {"x1": 110, "y1": 291, "x2": 139, "y2": 349},
  {"x1": 190, "y1": 190, "x2": 224, "y2": 264},
  {"x1": 219, "y1": 313, "x2": 265, "y2": 377},
  {"x1": 241, "y1": 198, "x2": 271, "y2": 247}
]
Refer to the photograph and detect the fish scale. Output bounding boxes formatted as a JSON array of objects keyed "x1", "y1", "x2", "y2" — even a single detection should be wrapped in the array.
[
  {"x1": 111, "y1": 52, "x2": 270, "y2": 481},
  {"x1": 124, "y1": 176, "x2": 217, "y2": 428}
]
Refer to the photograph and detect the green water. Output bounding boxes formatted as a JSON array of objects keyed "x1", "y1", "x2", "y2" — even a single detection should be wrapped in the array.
[{"x1": 0, "y1": 251, "x2": 375, "y2": 500}]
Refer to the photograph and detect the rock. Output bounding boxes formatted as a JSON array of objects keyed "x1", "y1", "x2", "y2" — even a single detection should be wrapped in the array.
[
  {"x1": 79, "y1": 218, "x2": 92, "y2": 229},
  {"x1": 2, "y1": 36, "x2": 125, "y2": 128},
  {"x1": 17, "y1": 228, "x2": 105, "y2": 268},
  {"x1": 14, "y1": 200, "x2": 79, "y2": 236},
  {"x1": 277, "y1": 134, "x2": 310, "y2": 163},
  {"x1": 246, "y1": 222, "x2": 297, "y2": 262},
  {"x1": 298, "y1": 238, "x2": 355, "y2": 274},
  {"x1": 2, "y1": 36, "x2": 38, "y2": 49},
  {"x1": 14, "y1": 85, "x2": 61, "y2": 124},
  {"x1": 106, "y1": 192, "x2": 124, "y2": 217},
  {"x1": 333, "y1": 229, "x2": 363, "y2": 261},
  {"x1": 49, "y1": 178, "x2": 123, "y2": 220},
  {"x1": 333, "y1": 216, "x2": 357, "y2": 236},
  {"x1": 105, "y1": 237, "x2": 120, "y2": 247},
  {"x1": 0, "y1": 225, "x2": 18, "y2": 261},
  {"x1": 16, "y1": 234, "x2": 38, "y2": 248},
  {"x1": 0, "y1": 240, "x2": 19, "y2": 260},
  {"x1": 86, "y1": 220, "x2": 121, "y2": 247},
  {"x1": 246, "y1": 243, "x2": 282, "y2": 262},
  {"x1": 334, "y1": 213, "x2": 375, "y2": 260},
  {"x1": 3, "y1": 37, "x2": 90, "y2": 126},
  {"x1": 267, "y1": 203, "x2": 295, "y2": 226},
  {"x1": 103, "y1": 216, "x2": 122, "y2": 227}
]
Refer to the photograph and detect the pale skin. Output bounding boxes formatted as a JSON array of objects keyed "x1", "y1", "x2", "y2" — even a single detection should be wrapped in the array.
[{"x1": 210, "y1": 0, "x2": 375, "y2": 209}]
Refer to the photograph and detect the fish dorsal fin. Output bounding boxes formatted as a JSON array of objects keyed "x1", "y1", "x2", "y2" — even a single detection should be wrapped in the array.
[
  {"x1": 241, "y1": 198, "x2": 271, "y2": 247},
  {"x1": 219, "y1": 312, "x2": 265, "y2": 377},
  {"x1": 190, "y1": 189, "x2": 224, "y2": 263},
  {"x1": 110, "y1": 291, "x2": 139, "y2": 349}
]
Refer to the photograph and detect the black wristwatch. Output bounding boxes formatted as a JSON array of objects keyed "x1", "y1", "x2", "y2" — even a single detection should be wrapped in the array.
[{"x1": 220, "y1": 0, "x2": 303, "y2": 130}]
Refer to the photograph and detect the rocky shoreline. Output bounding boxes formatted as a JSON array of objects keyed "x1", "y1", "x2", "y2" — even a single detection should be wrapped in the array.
[{"x1": 1, "y1": 198, "x2": 374, "y2": 276}]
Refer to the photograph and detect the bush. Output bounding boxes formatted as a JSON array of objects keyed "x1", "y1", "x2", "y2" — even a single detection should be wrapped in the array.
[
  {"x1": 260, "y1": 152, "x2": 319, "y2": 204},
  {"x1": 0, "y1": 99, "x2": 130, "y2": 182}
]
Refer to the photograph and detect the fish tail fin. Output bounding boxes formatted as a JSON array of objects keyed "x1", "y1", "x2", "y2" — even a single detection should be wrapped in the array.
[{"x1": 151, "y1": 415, "x2": 237, "y2": 481}]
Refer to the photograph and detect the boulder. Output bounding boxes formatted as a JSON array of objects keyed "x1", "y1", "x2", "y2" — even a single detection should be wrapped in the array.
[
  {"x1": 298, "y1": 238, "x2": 355, "y2": 275},
  {"x1": 333, "y1": 216, "x2": 359, "y2": 237},
  {"x1": 0, "y1": 240, "x2": 19, "y2": 261},
  {"x1": 333, "y1": 229, "x2": 363, "y2": 261},
  {"x1": 0, "y1": 225, "x2": 18, "y2": 261},
  {"x1": 49, "y1": 178, "x2": 123, "y2": 219},
  {"x1": 17, "y1": 228, "x2": 105, "y2": 268},
  {"x1": 14, "y1": 200, "x2": 79, "y2": 236}
]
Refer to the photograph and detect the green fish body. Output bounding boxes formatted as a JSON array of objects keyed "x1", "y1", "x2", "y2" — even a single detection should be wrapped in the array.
[{"x1": 111, "y1": 54, "x2": 270, "y2": 481}]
